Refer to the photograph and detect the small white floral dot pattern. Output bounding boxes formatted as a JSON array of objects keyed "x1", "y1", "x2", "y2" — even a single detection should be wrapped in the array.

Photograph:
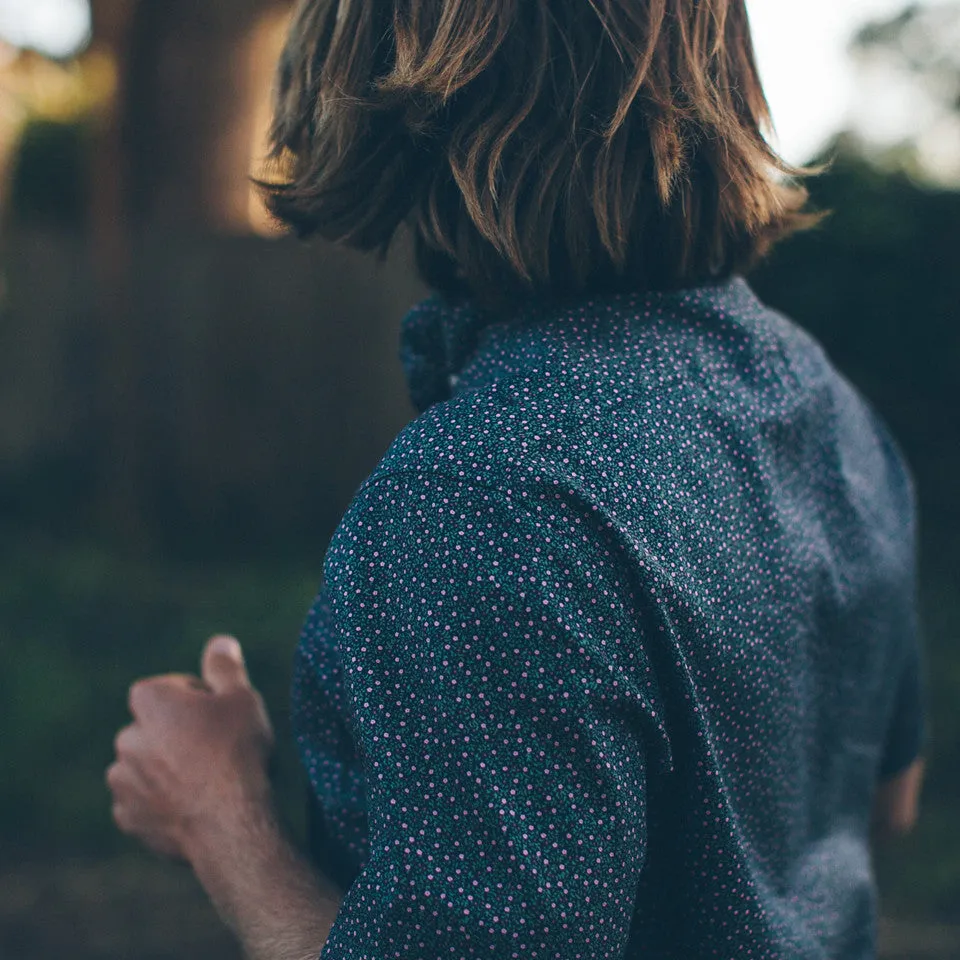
[{"x1": 291, "y1": 276, "x2": 925, "y2": 959}]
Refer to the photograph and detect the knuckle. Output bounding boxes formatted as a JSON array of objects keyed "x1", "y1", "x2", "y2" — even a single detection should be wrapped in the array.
[
  {"x1": 111, "y1": 802, "x2": 130, "y2": 832},
  {"x1": 127, "y1": 679, "x2": 149, "y2": 714},
  {"x1": 113, "y1": 724, "x2": 137, "y2": 757},
  {"x1": 128, "y1": 676, "x2": 172, "y2": 716}
]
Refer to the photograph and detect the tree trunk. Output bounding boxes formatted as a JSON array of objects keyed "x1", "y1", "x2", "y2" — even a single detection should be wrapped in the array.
[{"x1": 85, "y1": 0, "x2": 291, "y2": 549}]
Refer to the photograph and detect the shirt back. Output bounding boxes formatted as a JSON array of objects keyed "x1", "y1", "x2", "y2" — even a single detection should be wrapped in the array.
[{"x1": 292, "y1": 276, "x2": 926, "y2": 960}]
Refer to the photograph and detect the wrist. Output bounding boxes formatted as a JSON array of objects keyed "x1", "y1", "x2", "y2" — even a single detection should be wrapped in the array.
[
  {"x1": 182, "y1": 766, "x2": 277, "y2": 875},
  {"x1": 181, "y1": 778, "x2": 344, "y2": 960}
]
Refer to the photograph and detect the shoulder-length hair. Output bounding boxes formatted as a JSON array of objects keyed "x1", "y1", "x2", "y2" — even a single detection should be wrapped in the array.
[{"x1": 260, "y1": 0, "x2": 825, "y2": 309}]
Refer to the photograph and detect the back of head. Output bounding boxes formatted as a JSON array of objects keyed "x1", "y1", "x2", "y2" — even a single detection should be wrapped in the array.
[{"x1": 261, "y1": 0, "x2": 825, "y2": 311}]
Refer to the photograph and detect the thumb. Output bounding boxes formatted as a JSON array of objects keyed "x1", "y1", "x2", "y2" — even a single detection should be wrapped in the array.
[{"x1": 201, "y1": 634, "x2": 250, "y2": 694}]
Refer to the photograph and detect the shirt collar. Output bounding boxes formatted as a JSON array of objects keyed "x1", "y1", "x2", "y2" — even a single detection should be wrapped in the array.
[
  {"x1": 399, "y1": 276, "x2": 748, "y2": 414},
  {"x1": 399, "y1": 295, "x2": 495, "y2": 414}
]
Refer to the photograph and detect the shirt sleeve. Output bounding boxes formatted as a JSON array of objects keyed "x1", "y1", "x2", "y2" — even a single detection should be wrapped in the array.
[
  {"x1": 877, "y1": 631, "x2": 928, "y2": 780},
  {"x1": 870, "y1": 416, "x2": 929, "y2": 782},
  {"x1": 318, "y1": 469, "x2": 664, "y2": 959}
]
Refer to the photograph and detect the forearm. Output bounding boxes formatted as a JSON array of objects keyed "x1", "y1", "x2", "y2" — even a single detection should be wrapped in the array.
[
  {"x1": 187, "y1": 795, "x2": 344, "y2": 960},
  {"x1": 870, "y1": 757, "x2": 925, "y2": 844}
]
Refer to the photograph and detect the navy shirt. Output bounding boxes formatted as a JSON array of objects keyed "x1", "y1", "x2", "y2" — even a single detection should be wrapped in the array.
[{"x1": 291, "y1": 276, "x2": 926, "y2": 959}]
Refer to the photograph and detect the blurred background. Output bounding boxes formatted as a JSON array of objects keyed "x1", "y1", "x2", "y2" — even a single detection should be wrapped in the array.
[{"x1": 0, "y1": 1, "x2": 956, "y2": 957}]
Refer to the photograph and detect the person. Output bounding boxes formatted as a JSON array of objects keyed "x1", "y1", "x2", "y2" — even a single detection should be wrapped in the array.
[{"x1": 106, "y1": 1, "x2": 928, "y2": 958}]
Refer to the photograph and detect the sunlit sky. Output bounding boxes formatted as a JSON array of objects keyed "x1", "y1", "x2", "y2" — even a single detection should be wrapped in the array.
[
  {"x1": 0, "y1": 0, "x2": 942, "y2": 164},
  {"x1": 747, "y1": 0, "x2": 931, "y2": 163},
  {"x1": 0, "y1": 0, "x2": 89, "y2": 60}
]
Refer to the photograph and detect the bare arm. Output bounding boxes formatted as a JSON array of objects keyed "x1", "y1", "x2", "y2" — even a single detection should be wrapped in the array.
[
  {"x1": 108, "y1": 636, "x2": 344, "y2": 960},
  {"x1": 186, "y1": 795, "x2": 343, "y2": 960},
  {"x1": 870, "y1": 756, "x2": 925, "y2": 842}
]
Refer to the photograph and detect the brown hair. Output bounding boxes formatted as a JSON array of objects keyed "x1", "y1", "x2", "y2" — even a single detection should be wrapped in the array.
[{"x1": 260, "y1": 0, "x2": 826, "y2": 309}]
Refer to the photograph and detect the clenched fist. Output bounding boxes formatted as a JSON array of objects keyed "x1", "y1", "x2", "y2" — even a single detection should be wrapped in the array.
[{"x1": 107, "y1": 635, "x2": 275, "y2": 863}]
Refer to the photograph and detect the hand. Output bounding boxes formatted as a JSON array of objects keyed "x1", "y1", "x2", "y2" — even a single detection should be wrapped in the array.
[{"x1": 107, "y1": 635, "x2": 275, "y2": 863}]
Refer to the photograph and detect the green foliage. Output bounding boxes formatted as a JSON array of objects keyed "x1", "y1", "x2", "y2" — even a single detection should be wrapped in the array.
[
  {"x1": 851, "y1": 2, "x2": 960, "y2": 109},
  {"x1": 0, "y1": 538, "x2": 322, "y2": 858},
  {"x1": 7, "y1": 119, "x2": 93, "y2": 229}
]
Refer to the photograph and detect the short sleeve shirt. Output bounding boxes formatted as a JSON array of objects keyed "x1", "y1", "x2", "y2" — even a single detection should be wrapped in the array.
[{"x1": 291, "y1": 276, "x2": 926, "y2": 960}]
